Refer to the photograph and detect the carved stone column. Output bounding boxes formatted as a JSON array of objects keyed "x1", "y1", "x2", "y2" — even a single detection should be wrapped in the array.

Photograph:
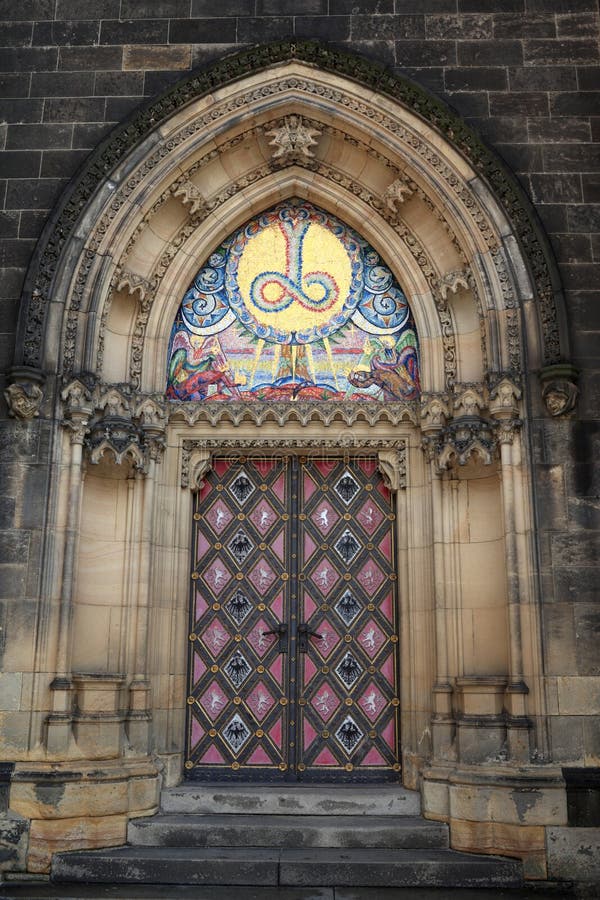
[
  {"x1": 47, "y1": 380, "x2": 167, "y2": 756},
  {"x1": 420, "y1": 396, "x2": 456, "y2": 763},
  {"x1": 47, "y1": 381, "x2": 93, "y2": 754},
  {"x1": 126, "y1": 446, "x2": 161, "y2": 757},
  {"x1": 497, "y1": 425, "x2": 531, "y2": 761},
  {"x1": 71, "y1": 674, "x2": 126, "y2": 760},
  {"x1": 432, "y1": 473, "x2": 459, "y2": 763},
  {"x1": 421, "y1": 383, "x2": 530, "y2": 766},
  {"x1": 125, "y1": 400, "x2": 166, "y2": 754},
  {"x1": 120, "y1": 467, "x2": 148, "y2": 755},
  {"x1": 489, "y1": 378, "x2": 530, "y2": 763}
]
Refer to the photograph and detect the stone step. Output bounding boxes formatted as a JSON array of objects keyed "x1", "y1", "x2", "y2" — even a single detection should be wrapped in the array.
[
  {"x1": 51, "y1": 846, "x2": 523, "y2": 888},
  {"x1": 128, "y1": 813, "x2": 449, "y2": 850},
  {"x1": 161, "y1": 783, "x2": 421, "y2": 817}
]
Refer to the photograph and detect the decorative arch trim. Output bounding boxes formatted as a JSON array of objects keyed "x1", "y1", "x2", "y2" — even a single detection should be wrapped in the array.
[{"x1": 13, "y1": 40, "x2": 568, "y2": 383}]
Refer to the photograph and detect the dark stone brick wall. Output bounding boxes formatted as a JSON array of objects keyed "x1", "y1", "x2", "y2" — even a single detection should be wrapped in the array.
[{"x1": 0, "y1": 1, "x2": 598, "y2": 761}]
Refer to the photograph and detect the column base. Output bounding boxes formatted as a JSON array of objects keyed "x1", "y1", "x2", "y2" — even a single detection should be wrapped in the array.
[
  {"x1": 422, "y1": 764, "x2": 567, "y2": 880},
  {"x1": 9, "y1": 758, "x2": 160, "y2": 874}
]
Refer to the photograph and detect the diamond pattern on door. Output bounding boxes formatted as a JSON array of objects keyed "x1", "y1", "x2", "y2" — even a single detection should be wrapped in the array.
[
  {"x1": 335, "y1": 589, "x2": 362, "y2": 626},
  {"x1": 308, "y1": 557, "x2": 340, "y2": 597},
  {"x1": 222, "y1": 713, "x2": 252, "y2": 754},
  {"x1": 335, "y1": 715, "x2": 364, "y2": 755},
  {"x1": 310, "y1": 618, "x2": 341, "y2": 660},
  {"x1": 186, "y1": 455, "x2": 400, "y2": 782},
  {"x1": 311, "y1": 500, "x2": 339, "y2": 535},
  {"x1": 297, "y1": 457, "x2": 400, "y2": 780},
  {"x1": 248, "y1": 499, "x2": 278, "y2": 535},
  {"x1": 334, "y1": 529, "x2": 361, "y2": 564},
  {"x1": 186, "y1": 456, "x2": 290, "y2": 778},
  {"x1": 311, "y1": 681, "x2": 341, "y2": 722},
  {"x1": 198, "y1": 681, "x2": 228, "y2": 721},
  {"x1": 223, "y1": 588, "x2": 253, "y2": 626},
  {"x1": 201, "y1": 559, "x2": 233, "y2": 596}
]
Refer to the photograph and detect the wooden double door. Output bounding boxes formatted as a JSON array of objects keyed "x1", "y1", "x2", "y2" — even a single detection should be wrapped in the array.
[{"x1": 186, "y1": 454, "x2": 401, "y2": 782}]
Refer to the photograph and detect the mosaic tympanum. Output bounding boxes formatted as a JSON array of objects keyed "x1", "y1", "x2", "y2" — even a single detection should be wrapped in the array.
[{"x1": 167, "y1": 201, "x2": 420, "y2": 402}]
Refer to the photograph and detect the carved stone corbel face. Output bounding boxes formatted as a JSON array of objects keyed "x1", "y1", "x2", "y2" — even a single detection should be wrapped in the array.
[
  {"x1": 539, "y1": 364, "x2": 579, "y2": 417},
  {"x1": 541, "y1": 380, "x2": 579, "y2": 417},
  {"x1": 184, "y1": 447, "x2": 213, "y2": 492},
  {"x1": 4, "y1": 381, "x2": 43, "y2": 420}
]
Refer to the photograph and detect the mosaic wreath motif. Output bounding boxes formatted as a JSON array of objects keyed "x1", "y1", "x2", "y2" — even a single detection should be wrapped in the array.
[{"x1": 167, "y1": 200, "x2": 420, "y2": 403}]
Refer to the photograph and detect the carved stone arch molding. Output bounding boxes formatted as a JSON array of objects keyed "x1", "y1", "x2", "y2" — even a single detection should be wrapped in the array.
[
  {"x1": 10, "y1": 41, "x2": 573, "y2": 411},
  {"x1": 5, "y1": 43, "x2": 573, "y2": 879}
]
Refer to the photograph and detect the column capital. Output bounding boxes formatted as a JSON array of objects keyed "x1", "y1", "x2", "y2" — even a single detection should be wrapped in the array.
[{"x1": 496, "y1": 419, "x2": 522, "y2": 446}]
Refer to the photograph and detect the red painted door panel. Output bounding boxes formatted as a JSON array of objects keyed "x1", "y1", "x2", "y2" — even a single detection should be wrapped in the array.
[
  {"x1": 185, "y1": 455, "x2": 400, "y2": 781},
  {"x1": 297, "y1": 456, "x2": 401, "y2": 779}
]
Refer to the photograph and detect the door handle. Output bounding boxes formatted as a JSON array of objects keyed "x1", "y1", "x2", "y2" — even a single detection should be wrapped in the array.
[
  {"x1": 298, "y1": 623, "x2": 323, "y2": 653},
  {"x1": 263, "y1": 623, "x2": 288, "y2": 653}
]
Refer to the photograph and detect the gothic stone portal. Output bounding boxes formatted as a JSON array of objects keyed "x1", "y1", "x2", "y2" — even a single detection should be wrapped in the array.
[{"x1": 186, "y1": 455, "x2": 401, "y2": 782}]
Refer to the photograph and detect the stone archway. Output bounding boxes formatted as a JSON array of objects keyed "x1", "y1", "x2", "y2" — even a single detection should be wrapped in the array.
[{"x1": 6, "y1": 43, "x2": 574, "y2": 877}]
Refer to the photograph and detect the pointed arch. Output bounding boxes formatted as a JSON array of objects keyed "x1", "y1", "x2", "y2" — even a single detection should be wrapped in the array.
[{"x1": 12, "y1": 41, "x2": 570, "y2": 394}]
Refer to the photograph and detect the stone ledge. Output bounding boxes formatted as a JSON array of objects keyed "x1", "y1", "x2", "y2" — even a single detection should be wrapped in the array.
[
  {"x1": 10, "y1": 759, "x2": 160, "y2": 821},
  {"x1": 449, "y1": 782, "x2": 568, "y2": 827},
  {"x1": 424, "y1": 763, "x2": 566, "y2": 788},
  {"x1": 423, "y1": 767, "x2": 568, "y2": 826},
  {"x1": 8, "y1": 758, "x2": 160, "y2": 873},
  {"x1": 449, "y1": 764, "x2": 566, "y2": 789},
  {"x1": 11, "y1": 758, "x2": 158, "y2": 784}
]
